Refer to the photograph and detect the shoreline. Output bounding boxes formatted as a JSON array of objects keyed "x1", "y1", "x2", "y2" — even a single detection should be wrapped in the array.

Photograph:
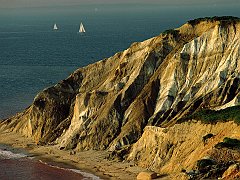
[{"x1": 0, "y1": 130, "x2": 146, "y2": 180}]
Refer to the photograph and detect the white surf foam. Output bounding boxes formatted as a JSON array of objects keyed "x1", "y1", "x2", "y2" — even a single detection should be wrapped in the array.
[
  {"x1": 39, "y1": 160, "x2": 101, "y2": 180},
  {"x1": 0, "y1": 149, "x2": 27, "y2": 159},
  {"x1": 69, "y1": 169, "x2": 101, "y2": 180}
]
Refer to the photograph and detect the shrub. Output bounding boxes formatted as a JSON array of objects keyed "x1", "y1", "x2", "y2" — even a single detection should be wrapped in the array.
[
  {"x1": 179, "y1": 105, "x2": 240, "y2": 125},
  {"x1": 162, "y1": 29, "x2": 179, "y2": 37},
  {"x1": 202, "y1": 133, "x2": 214, "y2": 144},
  {"x1": 196, "y1": 159, "x2": 216, "y2": 171},
  {"x1": 215, "y1": 137, "x2": 240, "y2": 150},
  {"x1": 187, "y1": 16, "x2": 240, "y2": 26}
]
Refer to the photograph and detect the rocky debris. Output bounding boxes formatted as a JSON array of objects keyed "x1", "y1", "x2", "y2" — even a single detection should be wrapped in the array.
[
  {"x1": 69, "y1": 150, "x2": 76, "y2": 155},
  {"x1": 222, "y1": 163, "x2": 240, "y2": 179},
  {"x1": 178, "y1": 157, "x2": 239, "y2": 179},
  {"x1": 108, "y1": 145, "x2": 132, "y2": 161},
  {"x1": 190, "y1": 158, "x2": 233, "y2": 179},
  {"x1": 190, "y1": 161, "x2": 238, "y2": 180},
  {"x1": 184, "y1": 147, "x2": 240, "y2": 180},
  {"x1": 185, "y1": 170, "x2": 200, "y2": 179},
  {"x1": 136, "y1": 171, "x2": 158, "y2": 180},
  {"x1": 196, "y1": 158, "x2": 216, "y2": 171}
]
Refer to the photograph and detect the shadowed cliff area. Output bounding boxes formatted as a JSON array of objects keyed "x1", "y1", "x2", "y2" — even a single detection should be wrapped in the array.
[{"x1": 1, "y1": 16, "x2": 240, "y2": 179}]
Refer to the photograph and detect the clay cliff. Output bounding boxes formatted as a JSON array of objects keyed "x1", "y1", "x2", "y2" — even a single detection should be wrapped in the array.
[{"x1": 1, "y1": 16, "x2": 240, "y2": 178}]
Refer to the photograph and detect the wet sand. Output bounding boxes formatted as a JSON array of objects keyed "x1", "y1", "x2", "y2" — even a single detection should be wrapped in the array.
[{"x1": 0, "y1": 130, "x2": 146, "y2": 180}]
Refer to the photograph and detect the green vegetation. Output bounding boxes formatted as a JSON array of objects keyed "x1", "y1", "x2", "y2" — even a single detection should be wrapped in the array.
[
  {"x1": 187, "y1": 16, "x2": 240, "y2": 26},
  {"x1": 162, "y1": 29, "x2": 179, "y2": 37},
  {"x1": 196, "y1": 159, "x2": 216, "y2": 171},
  {"x1": 215, "y1": 137, "x2": 240, "y2": 150},
  {"x1": 202, "y1": 133, "x2": 214, "y2": 144},
  {"x1": 179, "y1": 105, "x2": 240, "y2": 124}
]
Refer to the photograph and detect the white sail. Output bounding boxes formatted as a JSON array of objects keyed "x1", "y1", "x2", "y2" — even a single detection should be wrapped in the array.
[
  {"x1": 79, "y1": 22, "x2": 86, "y2": 33},
  {"x1": 53, "y1": 23, "x2": 58, "y2": 30}
]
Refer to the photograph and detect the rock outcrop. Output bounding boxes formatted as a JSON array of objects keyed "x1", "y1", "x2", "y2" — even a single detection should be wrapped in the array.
[
  {"x1": 136, "y1": 171, "x2": 158, "y2": 180},
  {"x1": 1, "y1": 17, "x2": 240, "y2": 176},
  {"x1": 222, "y1": 163, "x2": 240, "y2": 179}
]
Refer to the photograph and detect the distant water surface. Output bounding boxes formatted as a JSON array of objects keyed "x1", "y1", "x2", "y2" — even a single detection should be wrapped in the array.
[{"x1": 0, "y1": 4, "x2": 239, "y2": 119}]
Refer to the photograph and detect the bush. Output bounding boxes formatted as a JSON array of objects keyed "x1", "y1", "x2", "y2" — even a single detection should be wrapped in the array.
[
  {"x1": 187, "y1": 16, "x2": 240, "y2": 26},
  {"x1": 215, "y1": 137, "x2": 240, "y2": 150},
  {"x1": 162, "y1": 29, "x2": 179, "y2": 37},
  {"x1": 179, "y1": 105, "x2": 240, "y2": 125},
  {"x1": 202, "y1": 133, "x2": 214, "y2": 144},
  {"x1": 196, "y1": 159, "x2": 216, "y2": 171}
]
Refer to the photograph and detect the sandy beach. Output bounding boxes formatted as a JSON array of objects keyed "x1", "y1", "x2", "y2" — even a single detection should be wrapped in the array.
[{"x1": 0, "y1": 130, "x2": 146, "y2": 180}]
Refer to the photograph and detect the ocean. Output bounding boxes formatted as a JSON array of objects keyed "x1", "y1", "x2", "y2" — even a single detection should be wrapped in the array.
[
  {"x1": 0, "y1": 145, "x2": 100, "y2": 180},
  {"x1": 0, "y1": 4, "x2": 174, "y2": 119},
  {"x1": 0, "y1": 3, "x2": 239, "y2": 179}
]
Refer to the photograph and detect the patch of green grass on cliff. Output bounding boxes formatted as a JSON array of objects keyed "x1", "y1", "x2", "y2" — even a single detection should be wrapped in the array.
[
  {"x1": 187, "y1": 16, "x2": 240, "y2": 26},
  {"x1": 162, "y1": 29, "x2": 179, "y2": 36},
  {"x1": 179, "y1": 105, "x2": 240, "y2": 124},
  {"x1": 215, "y1": 137, "x2": 240, "y2": 150}
]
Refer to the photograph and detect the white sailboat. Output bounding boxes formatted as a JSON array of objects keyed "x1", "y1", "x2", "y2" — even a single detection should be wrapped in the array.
[
  {"x1": 79, "y1": 22, "x2": 86, "y2": 33},
  {"x1": 53, "y1": 23, "x2": 58, "y2": 30}
]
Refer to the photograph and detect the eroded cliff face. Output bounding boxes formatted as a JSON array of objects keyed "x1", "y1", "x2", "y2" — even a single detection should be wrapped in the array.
[
  {"x1": 1, "y1": 17, "x2": 240, "y2": 155},
  {"x1": 128, "y1": 122, "x2": 240, "y2": 174}
]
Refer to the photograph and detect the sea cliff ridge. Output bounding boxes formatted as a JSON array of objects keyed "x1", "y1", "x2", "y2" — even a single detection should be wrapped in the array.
[{"x1": 1, "y1": 16, "x2": 240, "y2": 179}]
